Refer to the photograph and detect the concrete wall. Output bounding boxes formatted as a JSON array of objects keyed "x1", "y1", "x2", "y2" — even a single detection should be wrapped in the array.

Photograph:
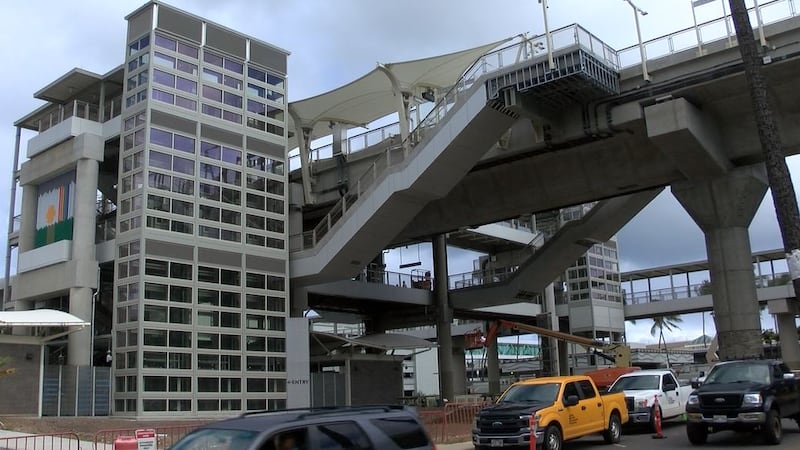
[
  {"x1": 0, "y1": 343, "x2": 41, "y2": 415},
  {"x1": 350, "y1": 360, "x2": 403, "y2": 405}
]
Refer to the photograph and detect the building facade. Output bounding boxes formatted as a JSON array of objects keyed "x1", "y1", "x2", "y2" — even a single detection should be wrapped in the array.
[{"x1": 8, "y1": 1, "x2": 290, "y2": 416}]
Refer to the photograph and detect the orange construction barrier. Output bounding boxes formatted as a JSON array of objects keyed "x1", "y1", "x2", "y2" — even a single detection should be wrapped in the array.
[
  {"x1": 652, "y1": 394, "x2": 666, "y2": 439},
  {"x1": 113, "y1": 436, "x2": 138, "y2": 450},
  {"x1": 529, "y1": 415, "x2": 537, "y2": 450}
]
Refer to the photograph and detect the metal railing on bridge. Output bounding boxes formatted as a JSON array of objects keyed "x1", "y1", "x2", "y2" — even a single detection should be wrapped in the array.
[{"x1": 624, "y1": 271, "x2": 791, "y2": 305}]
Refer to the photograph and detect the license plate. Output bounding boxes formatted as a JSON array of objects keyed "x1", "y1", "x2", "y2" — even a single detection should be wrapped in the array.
[
  {"x1": 713, "y1": 415, "x2": 727, "y2": 423},
  {"x1": 491, "y1": 439, "x2": 503, "y2": 447}
]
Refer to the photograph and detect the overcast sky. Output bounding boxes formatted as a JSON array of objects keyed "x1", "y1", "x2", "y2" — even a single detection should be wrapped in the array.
[{"x1": 1, "y1": 0, "x2": 796, "y2": 344}]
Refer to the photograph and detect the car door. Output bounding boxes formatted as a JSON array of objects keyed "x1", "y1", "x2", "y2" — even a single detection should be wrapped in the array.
[
  {"x1": 577, "y1": 380, "x2": 605, "y2": 433},
  {"x1": 661, "y1": 374, "x2": 681, "y2": 418},
  {"x1": 561, "y1": 381, "x2": 586, "y2": 439},
  {"x1": 775, "y1": 363, "x2": 800, "y2": 416}
]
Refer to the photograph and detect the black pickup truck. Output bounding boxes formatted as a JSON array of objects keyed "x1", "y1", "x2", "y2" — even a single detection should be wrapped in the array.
[{"x1": 685, "y1": 359, "x2": 800, "y2": 445}]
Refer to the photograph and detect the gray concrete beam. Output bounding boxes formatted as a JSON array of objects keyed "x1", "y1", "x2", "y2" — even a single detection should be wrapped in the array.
[
  {"x1": 433, "y1": 234, "x2": 454, "y2": 402},
  {"x1": 645, "y1": 98, "x2": 732, "y2": 181}
]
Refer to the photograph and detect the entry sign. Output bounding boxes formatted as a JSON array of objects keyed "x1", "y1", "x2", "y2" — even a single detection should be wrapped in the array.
[{"x1": 135, "y1": 429, "x2": 157, "y2": 450}]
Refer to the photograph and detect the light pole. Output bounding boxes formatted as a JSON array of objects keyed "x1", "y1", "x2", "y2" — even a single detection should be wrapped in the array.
[
  {"x1": 623, "y1": 0, "x2": 650, "y2": 82},
  {"x1": 538, "y1": 0, "x2": 555, "y2": 71}
]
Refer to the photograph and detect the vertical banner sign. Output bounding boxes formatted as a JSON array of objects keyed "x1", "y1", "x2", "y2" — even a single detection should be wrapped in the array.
[
  {"x1": 286, "y1": 317, "x2": 311, "y2": 408},
  {"x1": 135, "y1": 429, "x2": 156, "y2": 450},
  {"x1": 35, "y1": 171, "x2": 76, "y2": 248}
]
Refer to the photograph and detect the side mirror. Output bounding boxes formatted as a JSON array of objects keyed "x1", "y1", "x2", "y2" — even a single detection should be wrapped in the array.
[
  {"x1": 783, "y1": 373, "x2": 796, "y2": 380},
  {"x1": 564, "y1": 395, "x2": 580, "y2": 407}
]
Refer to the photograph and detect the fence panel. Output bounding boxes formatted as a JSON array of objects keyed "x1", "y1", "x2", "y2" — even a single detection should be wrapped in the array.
[
  {"x1": 93, "y1": 425, "x2": 203, "y2": 450},
  {"x1": 0, "y1": 432, "x2": 82, "y2": 450}
]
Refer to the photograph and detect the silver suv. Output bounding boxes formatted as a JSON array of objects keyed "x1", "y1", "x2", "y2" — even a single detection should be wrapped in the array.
[{"x1": 170, "y1": 405, "x2": 436, "y2": 450}]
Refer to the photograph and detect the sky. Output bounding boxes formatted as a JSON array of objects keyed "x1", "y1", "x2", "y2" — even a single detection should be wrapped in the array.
[{"x1": 0, "y1": 0, "x2": 796, "y2": 345}]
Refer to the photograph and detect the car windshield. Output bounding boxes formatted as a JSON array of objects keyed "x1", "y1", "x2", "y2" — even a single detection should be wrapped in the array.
[
  {"x1": 608, "y1": 375, "x2": 660, "y2": 392},
  {"x1": 171, "y1": 429, "x2": 258, "y2": 450},
  {"x1": 704, "y1": 363, "x2": 771, "y2": 384},
  {"x1": 499, "y1": 383, "x2": 559, "y2": 404}
]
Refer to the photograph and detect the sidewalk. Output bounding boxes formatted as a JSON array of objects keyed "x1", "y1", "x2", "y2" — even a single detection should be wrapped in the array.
[
  {"x1": 0, "y1": 430, "x2": 105, "y2": 450},
  {"x1": 437, "y1": 442, "x2": 473, "y2": 450}
]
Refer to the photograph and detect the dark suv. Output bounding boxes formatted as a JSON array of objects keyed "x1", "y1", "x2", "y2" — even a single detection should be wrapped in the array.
[{"x1": 169, "y1": 405, "x2": 436, "y2": 450}]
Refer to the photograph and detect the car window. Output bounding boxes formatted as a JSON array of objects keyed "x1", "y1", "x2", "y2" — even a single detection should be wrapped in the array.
[
  {"x1": 563, "y1": 382, "x2": 580, "y2": 402},
  {"x1": 315, "y1": 422, "x2": 372, "y2": 450},
  {"x1": 173, "y1": 429, "x2": 259, "y2": 450},
  {"x1": 263, "y1": 428, "x2": 309, "y2": 450},
  {"x1": 662, "y1": 374, "x2": 676, "y2": 389},
  {"x1": 369, "y1": 417, "x2": 431, "y2": 449},
  {"x1": 577, "y1": 380, "x2": 596, "y2": 399}
]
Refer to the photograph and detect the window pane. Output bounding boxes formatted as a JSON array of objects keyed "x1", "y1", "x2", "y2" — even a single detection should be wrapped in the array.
[
  {"x1": 223, "y1": 75, "x2": 242, "y2": 90},
  {"x1": 200, "y1": 163, "x2": 221, "y2": 181},
  {"x1": 152, "y1": 69, "x2": 175, "y2": 88},
  {"x1": 145, "y1": 258, "x2": 169, "y2": 276},
  {"x1": 155, "y1": 34, "x2": 177, "y2": 51},
  {"x1": 201, "y1": 142, "x2": 221, "y2": 159},
  {"x1": 198, "y1": 266, "x2": 220, "y2": 283},
  {"x1": 199, "y1": 205, "x2": 220, "y2": 221},
  {"x1": 177, "y1": 42, "x2": 198, "y2": 58},
  {"x1": 222, "y1": 168, "x2": 241, "y2": 186},
  {"x1": 173, "y1": 134, "x2": 195, "y2": 153},
  {"x1": 204, "y1": 51, "x2": 223, "y2": 67},
  {"x1": 173, "y1": 156, "x2": 195, "y2": 175},
  {"x1": 248, "y1": 67, "x2": 266, "y2": 82},
  {"x1": 173, "y1": 176, "x2": 194, "y2": 195},
  {"x1": 222, "y1": 188, "x2": 241, "y2": 205},
  {"x1": 202, "y1": 68, "x2": 223, "y2": 84},
  {"x1": 200, "y1": 183, "x2": 220, "y2": 201},
  {"x1": 176, "y1": 95, "x2": 197, "y2": 110},
  {"x1": 202, "y1": 104, "x2": 222, "y2": 118},
  {"x1": 176, "y1": 77, "x2": 197, "y2": 94},
  {"x1": 203, "y1": 85, "x2": 222, "y2": 102},
  {"x1": 221, "y1": 209, "x2": 240, "y2": 225},
  {"x1": 176, "y1": 60, "x2": 197, "y2": 75},
  {"x1": 170, "y1": 286, "x2": 190, "y2": 303},
  {"x1": 150, "y1": 128, "x2": 172, "y2": 148},
  {"x1": 171, "y1": 199, "x2": 193, "y2": 216},
  {"x1": 223, "y1": 92, "x2": 242, "y2": 108},
  {"x1": 224, "y1": 59, "x2": 243, "y2": 74},
  {"x1": 222, "y1": 147, "x2": 242, "y2": 165}
]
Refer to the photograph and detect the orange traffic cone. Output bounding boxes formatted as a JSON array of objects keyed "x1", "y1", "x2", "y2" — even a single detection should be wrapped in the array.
[
  {"x1": 529, "y1": 415, "x2": 537, "y2": 450},
  {"x1": 652, "y1": 394, "x2": 666, "y2": 439}
]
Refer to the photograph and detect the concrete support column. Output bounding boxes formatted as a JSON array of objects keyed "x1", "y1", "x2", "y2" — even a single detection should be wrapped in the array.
[
  {"x1": 544, "y1": 283, "x2": 561, "y2": 375},
  {"x1": 67, "y1": 157, "x2": 100, "y2": 366},
  {"x1": 433, "y1": 234, "x2": 454, "y2": 402},
  {"x1": 672, "y1": 166, "x2": 768, "y2": 360},
  {"x1": 68, "y1": 287, "x2": 93, "y2": 365},
  {"x1": 776, "y1": 312, "x2": 800, "y2": 369},
  {"x1": 486, "y1": 321, "x2": 500, "y2": 396},
  {"x1": 18, "y1": 183, "x2": 38, "y2": 254}
]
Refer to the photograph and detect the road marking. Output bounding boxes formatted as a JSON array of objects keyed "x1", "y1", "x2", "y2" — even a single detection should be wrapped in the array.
[{"x1": 613, "y1": 444, "x2": 626, "y2": 448}]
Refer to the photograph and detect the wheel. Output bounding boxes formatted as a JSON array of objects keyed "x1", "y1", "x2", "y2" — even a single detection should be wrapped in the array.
[
  {"x1": 603, "y1": 412, "x2": 622, "y2": 444},
  {"x1": 542, "y1": 425, "x2": 562, "y2": 450},
  {"x1": 763, "y1": 409, "x2": 782, "y2": 445},
  {"x1": 686, "y1": 422, "x2": 708, "y2": 445},
  {"x1": 649, "y1": 405, "x2": 663, "y2": 433}
]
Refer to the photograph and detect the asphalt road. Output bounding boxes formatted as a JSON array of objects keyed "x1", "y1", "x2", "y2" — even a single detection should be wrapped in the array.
[{"x1": 439, "y1": 419, "x2": 800, "y2": 449}]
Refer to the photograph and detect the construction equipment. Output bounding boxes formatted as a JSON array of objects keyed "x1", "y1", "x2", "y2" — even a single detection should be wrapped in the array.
[{"x1": 484, "y1": 319, "x2": 632, "y2": 368}]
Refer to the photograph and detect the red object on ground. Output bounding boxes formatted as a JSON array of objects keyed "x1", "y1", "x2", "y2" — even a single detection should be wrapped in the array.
[
  {"x1": 529, "y1": 415, "x2": 537, "y2": 450},
  {"x1": 652, "y1": 394, "x2": 666, "y2": 439},
  {"x1": 584, "y1": 366, "x2": 641, "y2": 390},
  {"x1": 114, "y1": 436, "x2": 138, "y2": 450}
]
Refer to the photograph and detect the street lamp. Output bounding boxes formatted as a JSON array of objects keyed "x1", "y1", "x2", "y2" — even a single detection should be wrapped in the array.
[
  {"x1": 538, "y1": 0, "x2": 555, "y2": 71},
  {"x1": 623, "y1": 0, "x2": 650, "y2": 82}
]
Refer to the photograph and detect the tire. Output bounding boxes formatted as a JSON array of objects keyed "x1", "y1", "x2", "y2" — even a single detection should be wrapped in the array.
[
  {"x1": 686, "y1": 422, "x2": 708, "y2": 445},
  {"x1": 603, "y1": 412, "x2": 622, "y2": 444},
  {"x1": 542, "y1": 425, "x2": 562, "y2": 450},
  {"x1": 764, "y1": 409, "x2": 782, "y2": 445}
]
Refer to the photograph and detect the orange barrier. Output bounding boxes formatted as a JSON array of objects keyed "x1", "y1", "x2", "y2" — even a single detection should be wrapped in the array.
[
  {"x1": 94, "y1": 425, "x2": 204, "y2": 450},
  {"x1": 652, "y1": 394, "x2": 666, "y2": 439},
  {"x1": 417, "y1": 401, "x2": 493, "y2": 444},
  {"x1": 0, "y1": 432, "x2": 82, "y2": 450}
]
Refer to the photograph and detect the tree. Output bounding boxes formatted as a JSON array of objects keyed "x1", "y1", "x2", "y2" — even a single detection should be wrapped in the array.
[
  {"x1": 0, "y1": 357, "x2": 15, "y2": 378},
  {"x1": 651, "y1": 315, "x2": 683, "y2": 367},
  {"x1": 761, "y1": 329, "x2": 779, "y2": 345},
  {"x1": 729, "y1": 0, "x2": 800, "y2": 367}
]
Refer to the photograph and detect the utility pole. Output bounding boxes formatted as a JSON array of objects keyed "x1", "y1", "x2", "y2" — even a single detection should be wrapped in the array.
[{"x1": 728, "y1": 0, "x2": 800, "y2": 369}]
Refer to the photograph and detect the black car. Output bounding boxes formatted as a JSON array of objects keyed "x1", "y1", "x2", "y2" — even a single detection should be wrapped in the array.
[
  {"x1": 168, "y1": 405, "x2": 435, "y2": 450},
  {"x1": 685, "y1": 359, "x2": 800, "y2": 445}
]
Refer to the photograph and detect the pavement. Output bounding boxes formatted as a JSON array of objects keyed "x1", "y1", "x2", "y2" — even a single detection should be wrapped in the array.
[{"x1": 435, "y1": 419, "x2": 800, "y2": 449}]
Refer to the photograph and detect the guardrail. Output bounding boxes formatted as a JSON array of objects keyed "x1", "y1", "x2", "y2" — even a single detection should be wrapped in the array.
[
  {"x1": 418, "y1": 401, "x2": 491, "y2": 444},
  {"x1": 618, "y1": 0, "x2": 798, "y2": 68},
  {"x1": 0, "y1": 432, "x2": 82, "y2": 450},
  {"x1": 624, "y1": 271, "x2": 791, "y2": 305},
  {"x1": 34, "y1": 96, "x2": 123, "y2": 133}
]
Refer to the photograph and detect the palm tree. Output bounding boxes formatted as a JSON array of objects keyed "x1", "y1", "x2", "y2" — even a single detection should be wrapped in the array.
[
  {"x1": 729, "y1": 0, "x2": 800, "y2": 366},
  {"x1": 651, "y1": 315, "x2": 683, "y2": 367}
]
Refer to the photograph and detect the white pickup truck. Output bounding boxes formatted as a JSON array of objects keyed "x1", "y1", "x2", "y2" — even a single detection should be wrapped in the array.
[{"x1": 607, "y1": 369, "x2": 693, "y2": 430}]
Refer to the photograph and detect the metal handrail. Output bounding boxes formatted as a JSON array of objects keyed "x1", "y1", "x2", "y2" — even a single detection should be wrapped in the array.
[
  {"x1": 623, "y1": 271, "x2": 791, "y2": 305},
  {"x1": 35, "y1": 97, "x2": 123, "y2": 133},
  {"x1": 618, "y1": 0, "x2": 796, "y2": 68}
]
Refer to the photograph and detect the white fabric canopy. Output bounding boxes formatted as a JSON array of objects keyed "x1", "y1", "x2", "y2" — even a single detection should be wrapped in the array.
[
  {"x1": 311, "y1": 331, "x2": 435, "y2": 355},
  {"x1": 287, "y1": 36, "x2": 514, "y2": 148},
  {"x1": 0, "y1": 309, "x2": 90, "y2": 327}
]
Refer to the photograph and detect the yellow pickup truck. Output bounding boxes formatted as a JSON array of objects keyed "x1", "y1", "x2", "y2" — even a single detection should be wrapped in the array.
[{"x1": 472, "y1": 375, "x2": 629, "y2": 450}]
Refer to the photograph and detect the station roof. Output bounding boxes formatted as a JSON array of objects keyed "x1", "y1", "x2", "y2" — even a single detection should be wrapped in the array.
[
  {"x1": 0, "y1": 309, "x2": 90, "y2": 327},
  {"x1": 310, "y1": 331, "x2": 434, "y2": 357},
  {"x1": 287, "y1": 36, "x2": 514, "y2": 149}
]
